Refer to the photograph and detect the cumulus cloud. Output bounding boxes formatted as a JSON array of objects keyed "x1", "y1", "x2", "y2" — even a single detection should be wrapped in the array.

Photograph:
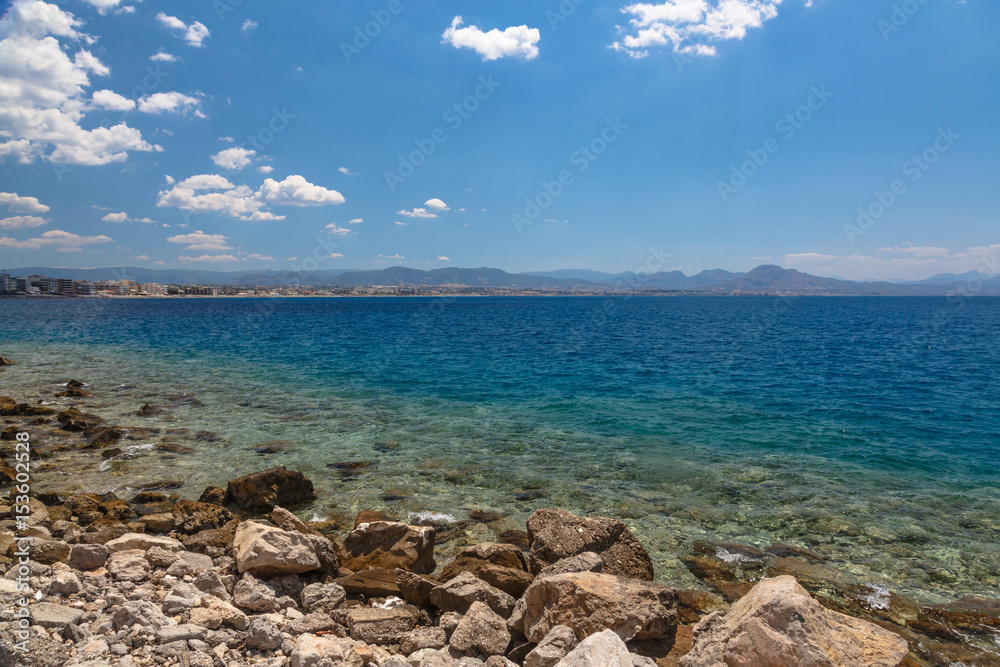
[
  {"x1": 324, "y1": 223, "x2": 351, "y2": 235},
  {"x1": 241, "y1": 19, "x2": 257, "y2": 34},
  {"x1": 244, "y1": 253, "x2": 273, "y2": 261},
  {"x1": 156, "y1": 12, "x2": 209, "y2": 47},
  {"x1": 91, "y1": 89, "x2": 134, "y2": 111},
  {"x1": 425, "y1": 198, "x2": 450, "y2": 211},
  {"x1": 101, "y1": 211, "x2": 128, "y2": 222},
  {"x1": 80, "y1": 0, "x2": 127, "y2": 14},
  {"x1": 0, "y1": 191, "x2": 49, "y2": 214},
  {"x1": 397, "y1": 208, "x2": 437, "y2": 219},
  {"x1": 0, "y1": 215, "x2": 48, "y2": 229},
  {"x1": 442, "y1": 16, "x2": 540, "y2": 61},
  {"x1": 0, "y1": 0, "x2": 160, "y2": 165},
  {"x1": 0, "y1": 229, "x2": 111, "y2": 249},
  {"x1": 257, "y1": 175, "x2": 345, "y2": 206},
  {"x1": 167, "y1": 230, "x2": 232, "y2": 251},
  {"x1": 612, "y1": 0, "x2": 794, "y2": 59},
  {"x1": 348, "y1": 218, "x2": 363, "y2": 224},
  {"x1": 211, "y1": 146, "x2": 256, "y2": 170},
  {"x1": 137, "y1": 92, "x2": 204, "y2": 117},
  {"x1": 156, "y1": 173, "x2": 344, "y2": 220},
  {"x1": 257, "y1": 165, "x2": 274, "y2": 174},
  {"x1": 150, "y1": 50, "x2": 177, "y2": 62}
]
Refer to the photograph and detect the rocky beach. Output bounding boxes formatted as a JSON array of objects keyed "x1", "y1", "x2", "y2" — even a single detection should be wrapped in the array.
[{"x1": 1, "y1": 366, "x2": 1000, "y2": 667}]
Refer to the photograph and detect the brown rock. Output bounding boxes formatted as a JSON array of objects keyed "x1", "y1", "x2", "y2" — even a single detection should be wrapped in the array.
[
  {"x1": 354, "y1": 509, "x2": 394, "y2": 527},
  {"x1": 172, "y1": 499, "x2": 232, "y2": 533},
  {"x1": 338, "y1": 520, "x2": 435, "y2": 574},
  {"x1": 526, "y1": 508, "x2": 654, "y2": 580},
  {"x1": 395, "y1": 568, "x2": 439, "y2": 606},
  {"x1": 518, "y1": 571, "x2": 678, "y2": 643},
  {"x1": 678, "y1": 576, "x2": 908, "y2": 667},
  {"x1": 56, "y1": 408, "x2": 103, "y2": 432},
  {"x1": 198, "y1": 486, "x2": 227, "y2": 505},
  {"x1": 450, "y1": 600, "x2": 511, "y2": 657},
  {"x1": 678, "y1": 589, "x2": 730, "y2": 625},
  {"x1": 225, "y1": 466, "x2": 316, "y2": 512},
  {"x1": 459, "y1": 542, "x2": 529, "y2": 571},
  {"x1": 84, "y1": 427, "x2": 122, "y2": 448},
  {"x1": 428, "y1": 571, "x2": 515, "y2": 618},
  {"x1": 338, "y1": 568, "x2": 401, "y2": 597},
  {"x1": 441, "y1": 557, "x2": 534, "y2": 598}
]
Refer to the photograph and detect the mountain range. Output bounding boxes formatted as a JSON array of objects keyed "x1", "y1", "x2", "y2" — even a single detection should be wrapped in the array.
[{"x1": 5, "y1": 265, "x2": 1000, "y2": 295}]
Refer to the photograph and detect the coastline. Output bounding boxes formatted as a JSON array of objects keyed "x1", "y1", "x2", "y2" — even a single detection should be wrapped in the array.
[{"x1": 2, "y1": 364, "x2": 1000, "y2": 665}]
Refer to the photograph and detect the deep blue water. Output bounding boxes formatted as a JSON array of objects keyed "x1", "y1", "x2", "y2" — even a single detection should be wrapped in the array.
[{"x1": 1, "y1": 295, "x2": 999, "y2": 599}]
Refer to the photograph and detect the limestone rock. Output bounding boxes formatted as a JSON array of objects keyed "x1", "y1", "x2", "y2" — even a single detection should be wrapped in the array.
[
  {"x1": 678, "y1": 576, "x2": 909, "y2": 667},
  {"x1": 339, "y1": 567, "x2": 402, "y2": 597},
  {"x1": 338, "y1": 520, "x2": 435, "y2": 574},
  {"x1": 400, "y1": 626, "x2": 448, "y2": 654},
  {"x1": 396, "y1": 568, "x2": 440, "y2": 606},
  {"x1": 450, "y1": 601, "x2": 511, "y2": 657},
  {"x1": 553, "y1": 629, "x2": 633, "y2": 667},
  {"x1": 226, "y1": 466, "x2": 317, "y2": 512},
  {"x1": 347, "y1": 607, "x2": 416, "y2": 644},
  {"x1": 441, "y1": 557, "x2": 534, "y2": 598},
  {"x1": 30, "y1": 602, "x2": 85, "y2": 628},
  {"x1": 527, "y1": 509, "x2": 654, "y2": 581},
  {"x1": 233, "y1": 520, "x2": 320, "y2": 577},
  {"x1": 105, "y1": 532, "x2": 184, "y2": 554},
  {"x1": 524, "y1": 625, "x2": 579, "y2": 667},
  {"x1": 300, "y1": 582, "x2": 347, "y2": 614},
  {"x1": 429, "y1": 571, "x2": 515, "y2": 618},
  {"x1": 290, "y1": 633, "x2": 364, "y2": 667},
  {"x1": 519, "y1": 571, "x2": 677, "y2": 643},
  {"x1": 106, "y1": 549, "x2": 151, "y2": 582},
  {"x1": 164, "y1": 550, "x2": 214, "y2": 576},
  {"x1": 459, "y1": 542, "x2": 529, "y2": 571},
  {"x1": 171, "y1": 499, "x2": 233, "y2": 533},
  {"x1": 233, "y1": 573, "x2": 278, "y2": 612},
  {"x1": 247, "y1": 616, "x2": 282, "y2": 651}
]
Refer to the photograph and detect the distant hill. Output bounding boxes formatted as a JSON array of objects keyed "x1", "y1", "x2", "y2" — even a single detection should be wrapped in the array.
[
  {"x1": 326, "y1": 267, "x2": 591, "y2": 289},
  {"x1": 698, "y1": 265, "x2": 963, "y2": 295},
  {"x1": 522, "y1": 269, "x2": 620, "y2": 282}
]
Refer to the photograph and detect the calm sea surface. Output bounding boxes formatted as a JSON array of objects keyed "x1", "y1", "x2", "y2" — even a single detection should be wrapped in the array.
[{"x1": 1, "y1": 296, "x2": 998, "y2": 601}]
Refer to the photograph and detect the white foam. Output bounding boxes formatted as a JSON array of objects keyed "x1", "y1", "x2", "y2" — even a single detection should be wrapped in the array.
[
  {"x1": 310, "y1": 513, "x2": 327, "y2": 523},
  {"x1": 408, "y1": 511, "x2": 458, "y2": 524},
  {"x1": 858, "y1": 583, "x2": 891, "y2": 611},
  {"x1": 715, "y1": 547, "x2": 753, "y2": 565},
  {"x1": 372, "y1": 596, "x2": 405, "y2": 609}
]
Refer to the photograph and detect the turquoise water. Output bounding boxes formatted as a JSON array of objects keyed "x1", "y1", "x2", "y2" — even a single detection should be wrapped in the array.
[{"x1": 1, "y1": 296, "x2": 998, "y2": 602}]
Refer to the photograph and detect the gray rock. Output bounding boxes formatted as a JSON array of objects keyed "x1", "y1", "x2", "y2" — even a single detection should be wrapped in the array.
[
  {"x1": 105, "y1": 550, "x2": 150, "y2": 582},
  {"x1": 46, "y1": 570, "x2": 82, "y2": 596},
  {"x1": 193, "y1": 571, "x2": 232, "y2": 601},
  {"x1": 233, "y1": 520, "x2": 320, "y2": 577},
  {"x1": 300, "y1": 581, "x2": 346, "y2": 614},
  {"x1": 233, "y1": 572, "x2": 278, "y2": 612},
  {"x1": 400, "y1": 626, "x2": 448, "y2": 654},
  {"x1": 407, "y1": 647, "x2": 459, "y2": 667},
  {"x1": 104, "y1": 533, "x2": 184, "y2": 554},
  {"x1": 165, "y1": 551, "x2": 214, "y2": 576},
  {"x1": 111, "y1": 600, "x2": 170, "y2": 630},
  {"x1": 553, "y1": 629, "x2": 633, "y2": 667},
  {"x1": 347, "y1": 607, "x2": 416, "y2": 644},
  {"x1": 157, "y1": 624, "x2": 209, "y2": 644},
  {"x1": 449, "y1": 601, "x2": 511, "y2": 657},
  {"x1": 508, "y1": 552, "x2": 603, "y2": 632},
  {"x1": 31, "y1": 601, "x2": 85, "y2": 628},
  {"x1": 246, "y1": 616, "x2": 282, "y2": 651},
  {"x1": 524, "y1": 625, "x2": 578, "y2": 667}
]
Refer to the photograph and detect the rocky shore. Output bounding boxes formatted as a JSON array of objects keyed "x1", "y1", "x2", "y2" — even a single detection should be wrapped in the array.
[{"x1": 2, "y1": 383, "x2": 1000, "y2": 667}]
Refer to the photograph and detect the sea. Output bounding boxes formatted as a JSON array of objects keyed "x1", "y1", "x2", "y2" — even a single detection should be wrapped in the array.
[{"x1": 1, "y1": 295, "x2": 998, "y2": 603}]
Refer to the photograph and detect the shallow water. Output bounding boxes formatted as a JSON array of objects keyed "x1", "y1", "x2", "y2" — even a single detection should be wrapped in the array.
[{"x1": 1, "y1": 295, "x2": 998, "y2": 603}]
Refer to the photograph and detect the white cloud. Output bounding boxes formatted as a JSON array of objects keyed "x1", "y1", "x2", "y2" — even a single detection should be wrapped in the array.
[
  {"x1": 101, "y1": 211, "x2": 128, "y2": 222},
  {"x1": 329, "y1": 253, "x2": 343, "y2": 259},
  {"x1": 348, "y1": 218, "x2": 363, "y2": 224},
  {"x1": 257, "y1": 165, "x2": 273, "y2": 174},
  {"x1": 157, "y1": 173, "x2": 343, "y2": 220},
  {"x1": 81, "y1": 0, "x2": 127, "y2": 14},
  {"x1": 438, "y1": 256, "x2": 450, "y2": 261},
  {"x1": 325, "y1": 223, "x2": 351, "y2": 235},
  {"x1": 612, "y1": 0, "x2": 794, "y2": 59},
  {"x1": 91, "y1": 89, "x2": 134, "y2": 111},
  {"x1": 178, "y1": 254, "x2": 239, "y2": 263},
  {"x1": 137, "y1": 91, "x2": 204, "y2": 117},
  {"x1": 241, "y1": 19, "x2": 257, "y2": 34},
  {"x1": 424, "y1": 198, "x2": 450, "y2": 211},
  {"x1": 257, "y1": 175, "x2": 345, "y2": 207},
  {"x1": 783, "y1": 244, "x2": 1000, "y2": 281},
  {"x1": 0, "y1": 191, "x2": 49, "y2": 214},
  {"x1": 211, "y1": 146, "x2": 256, "y2": 170},
  {"x1": 378, "y1": 253, "x2": 405, "y2": 260},
  {"x1": 394, "y1": 221, "x2": 406, "y2": 226},
  {"x1": 156, "y1": 12, "x2": 209, "y2": 47},
  {"x1": 167, "y1": 230, "x2": 232, "y2": 251},
  {"x1": 338, "y1": 166, "x2": 353, "y2": 175},
  {"x1": 0, "y1": 215, "x2": 47, "y2": 229},
  {"x1": 397, "y1": 207, "x2": 437, "y2": 219},
  {"x1": 877, "y1": 245, "x2": 951, "y2": 258},
  {"x1": 135, "y1": 254, "x2": 149, "y2": 260},
  {"x1": 0, "y1": 229, "x2": 112, "y2": 249},
  {"x1": 0, "y1": 0, "x2": 161, "y2": 165},
  {"x1": 245, "y1": 253, "x2": 273, "y2": 261},
  {"x1": 150, "y1": 50, "x2": 177, "y2": 62},
  {"x1": 134, "y1": 217, "x2": 156, "y2": 223},
  {"x1": 442, "y1": 16, "x2": 540, "y2": 61}
]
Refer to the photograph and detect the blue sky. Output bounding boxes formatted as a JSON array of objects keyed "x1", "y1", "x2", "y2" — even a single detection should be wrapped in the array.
[{"x1": 0, "y1": 0, "x2": 997, "y2": 280}]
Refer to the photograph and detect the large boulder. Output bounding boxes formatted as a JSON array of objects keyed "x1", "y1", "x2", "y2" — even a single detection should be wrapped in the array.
[
  {"x1": 679, "y1": 576, "x2": 909, "y2": 667},
  {"x1": 449, "y1": 601, "x2": 512, "y2": 657},
  {"x1": 518, "y1": 571, "x2": 677, "y2": 643},
  {"x1": 272, "y1": 506, "x2": 340, "y2": 575},
  {"x1": 337, "y1": 520, "x2": 435, "y2": 574},
  {"x1": 525, "y1": 625, "x2": 579, "y2": 667},
  {"x1": 429, "y1": 571, "x2": 515, "y2": 618},
  {"x1": 553, "y1": 629, "x2": 633, "y2": 667},
  {"x1": 226, "y1": 466, "x2": 316, "y2": 512},
  {"x1": 233, "y1": 521, "x2": 320, "y2": 577},
  {"x1": 527, "y1": 509, "x2": 654, "y2": 580}
]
